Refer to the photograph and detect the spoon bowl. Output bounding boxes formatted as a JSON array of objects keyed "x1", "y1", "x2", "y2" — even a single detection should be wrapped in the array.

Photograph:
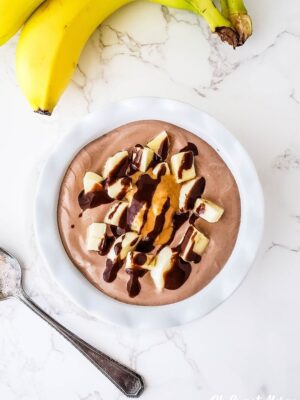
[
  {"x1": 0, "y1": 247, "x2": 22, "y2": 300},
  {"x1": 0, "y1": 246, "x2": 144, "y2": 397}
]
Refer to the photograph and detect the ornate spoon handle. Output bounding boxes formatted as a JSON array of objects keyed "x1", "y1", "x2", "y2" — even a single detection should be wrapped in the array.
[{"x1": 17, "y1": 290, "x2": 144, "y2": 398}]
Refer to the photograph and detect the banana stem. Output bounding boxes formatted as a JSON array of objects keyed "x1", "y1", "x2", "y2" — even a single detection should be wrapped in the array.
[
  {"x1": 227, "y1": 0, "x2": 247, "y2": 14},
  {"x1": 223, "y1": 0, "x2": 252, "y2": 45},
  {"x1": 220, "y1": 0, "x2": 229, "y2": 18},
  {"x1": 186, "y1": 0, "x2": 239, "y2": 48},
  {"x1": 189, "y1": 0, "x2": 231, "y2": 30}
]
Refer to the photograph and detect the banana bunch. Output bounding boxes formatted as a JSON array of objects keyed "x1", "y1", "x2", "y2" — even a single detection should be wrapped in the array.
[{"x1": 0, "y1": 0, "x2": 252, "y2": 115}]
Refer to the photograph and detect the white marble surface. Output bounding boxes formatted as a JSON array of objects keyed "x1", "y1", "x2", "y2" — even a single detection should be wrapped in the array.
[{"x1": 0, "y1": 1, "x2": 300, "y2": 399}]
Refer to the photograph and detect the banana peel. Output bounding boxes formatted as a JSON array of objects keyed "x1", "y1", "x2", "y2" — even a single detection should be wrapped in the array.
[
  {"x1": 13, "y1": 0, "x2": 253, "y2": 114},
  {"x1": 220, "y1": 0, "x2": 252, "y2": 45},
  {"x1": 0, "y1": 0, "x2": 44, "y2": 45}
]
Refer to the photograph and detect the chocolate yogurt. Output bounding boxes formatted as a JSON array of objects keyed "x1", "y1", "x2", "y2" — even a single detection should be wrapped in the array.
[{"x1": 57, "y1": 120, "x2": 241, "y2": 306}]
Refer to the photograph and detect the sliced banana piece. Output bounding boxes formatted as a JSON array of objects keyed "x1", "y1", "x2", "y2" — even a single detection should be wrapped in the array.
[
  {"x1": 104, "y1": 232, "x2": 140, "y2": 282},
  {"x1": 108, "y1": 232, "x2": 140, "y2": 264},
  {"x1": 107, "y1": 177, "x2": 132, "y2": 200},
  {"x1": 170, "y1": 151, "x2": 196, "y2": 183},
  {"x1": 152, "y1": 162, "x2": 170, "y2": 177},
  {"x1": 86, "y1": 223, "x2": 107, "y2": 251},
  {"x1": 179, "y1": 177, "x2": 205, "y2": 211},
  {"x1": 104, "y1": 201, "x2": 128, "y2": 228},
  {"x1": 131, "y1": 146, "x2": 155, "y2": 172},
  {"x1": 129, "y1": 203, "x2": 147, "y2": 234},
  {"x1": 194, "y1": 198, "x2": 224, "y2": 223},
  {"x1": 102, "y1": 150, "x2": 128, "y2": 179},
  {"x1": 150, "y1": 246, "x2": 176, "y2": 291},
  {"x1": 125, "y1": 251, "x2": 154, "y2": 271},
  {"x1": 147, "y1": 131, "x2": 169, "y2": 160},
  {"x1": 83, "y1": 172, "x2": 103, "y2": 193},
  {"x1": 180, "y1": 226, "x2": 209, "y2": 263}
]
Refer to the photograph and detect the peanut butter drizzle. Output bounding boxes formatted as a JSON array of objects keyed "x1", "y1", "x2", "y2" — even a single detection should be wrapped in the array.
[{"x1": 141, "y1": 173, "x2": 180, "y2": 245}]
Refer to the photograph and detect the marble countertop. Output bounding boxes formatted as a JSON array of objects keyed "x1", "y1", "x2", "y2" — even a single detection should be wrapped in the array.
[{"x1": 0, "y1": 1, "x2": 300, "y2": 399}]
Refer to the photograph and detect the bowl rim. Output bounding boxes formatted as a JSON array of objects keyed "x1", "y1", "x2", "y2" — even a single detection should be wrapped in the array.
[{"x1": 34, "y1": 97, "x2": 264, "y2": 329}]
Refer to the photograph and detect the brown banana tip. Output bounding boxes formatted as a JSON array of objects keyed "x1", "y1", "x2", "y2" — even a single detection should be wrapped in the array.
[
  {"x1": 35, "y1": 108, "x2": 52, "y2": 116},
  {"x1": 215, "y1": 27, "x2": 239, "y2": 49},
  {"x1": 230, "y1": 14, "x2": 253, "y2": 45}
]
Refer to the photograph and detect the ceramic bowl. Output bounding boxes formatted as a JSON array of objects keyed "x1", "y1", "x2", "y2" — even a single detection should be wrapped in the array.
[{"x1": 34, "y1": 97, "x2": 264, "y2": 329}]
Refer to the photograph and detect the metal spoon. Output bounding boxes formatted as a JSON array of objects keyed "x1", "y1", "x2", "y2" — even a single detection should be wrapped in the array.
[{"x1": 0, "y1": 247, "x2": 144, "y2": 398}]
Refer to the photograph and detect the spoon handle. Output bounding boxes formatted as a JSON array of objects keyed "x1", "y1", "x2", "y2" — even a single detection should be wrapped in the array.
[{"x1": 17, "y1": 290, "x2": 144, "y2": 398}]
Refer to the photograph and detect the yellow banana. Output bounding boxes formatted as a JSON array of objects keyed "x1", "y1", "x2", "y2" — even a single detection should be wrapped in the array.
[
  {"x1": 17, "y1": 0, "x2": 139, "y2": 114},
  {"x1": 16, "y1": 0, "x2": 239, "y2": 115},
  {"x1": 0, "y1": 0, "x2": 44, "y2": 45}
]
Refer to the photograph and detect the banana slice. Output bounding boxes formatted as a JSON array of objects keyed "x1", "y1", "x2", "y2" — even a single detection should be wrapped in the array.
[
  {"x1": 102, "y1": 150, "x2": 128, "y2": 179},
  {"x1": 125, "y1": 251, "x2": 154, "y2": 271},
  {"x1": 86, "y1": 223, "x2": 107, "y2": 251},
  {"x1": 129, "y1": 203, "x2": 148, "y2": 234},
  {"x1": 104, "y1": 201, "x2": 128, "y2": 228},
  {"x1": 83, "y1": 172, "x2": 103, "y2": 193},
  {"x1": 170, "y1": 151, "x2": 196, "y2": 183},
  {"x1": 180, "y1": 226, "x2": 209, "y2": 263},
  {"x1": 147, "y1": 131, "x2": 169, "y2": 160},
  {"x1": 150, "y1": 246, "x2": 176, "y2": 291},
  {"x1": 107, "y1": 177, "x2": 132, "y2": 200},
  {"x1": 131, "y1": 146, "x2": 155, "y2": 172},
  {"x1": 179, "y1": 177, "x2": 206, "y2": 211},
  {"x1": 152, "y1": 162, "x2": 171, "y2": 177},
  {"x1": 194, "y1": 198, "x2": 224, "y2": 223},
  {"x1": 107, "y1": 232, "x2": 140, "y2": 264},
  {"x1": 104, "y1": 231, "x2": 140, "y2": 282}
]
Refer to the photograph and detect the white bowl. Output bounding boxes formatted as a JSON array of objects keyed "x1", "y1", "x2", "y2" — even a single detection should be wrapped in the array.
[{"x1": 34, "y1": 97, "x2": 264, "y2": 329}]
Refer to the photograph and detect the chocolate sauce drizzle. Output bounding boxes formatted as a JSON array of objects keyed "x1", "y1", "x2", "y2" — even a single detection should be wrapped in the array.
[
  {"x1": 195, "y1": 202, "x2": 206, "y2": 215},
  {"x1": 178, "y1": 151, "x2": 194, "y2": 180},
  {"x1": 178, "y1": 225, "x2": 202, "y2": 263},
  {"x1": 165, "y1": 211, "x2": 189, "y2": 246},
  {"x1": 126, "y1": 174, "x2": 161, "y2": 230},
  {"x1": 155, "y1": 163, "x2": 167, "y2": 178},
  {"x1": 125, "y1": 253, "x2": 148, "y2": 297},
  {"x1": 189, "y1": 198, "x2": 206, "y2": 225},
  {"x1": 130, "y1": 146, "x2": 144, "y2": 173},
  {"x1": 164, "y1": 255, "x2": 191, "y2": 290},
  {"x1": 103, "y1": 258, "x2": 123, "y2": 283},
  {"x1": 126, "y1": 145, "x2": 160, "y2": 176},
  {"x1": 148, "y1": 153, "x2": 161, "y2": 170},
  {"x1": 189, "y1": 213, "x2": 198, "y2": 225},
  {"x1": 103, "y1": 241, "x2": 123, "y2": 282},
  {"x1": 185, "y1": 177, "x2": 206, "y2": 210},
  {"x1": 157, "y1": 136, "x2": 169, "y2": 160},
  {"x1": 136, "y1": 197, "x2": 170, "y2": 253},
  {"x1": 126, "y1": 268, "x2": 147, "y2": 297},
  {"x1": 98, "y1": 236, "x2": 114, "y2": 256},
  {"x1": 78, "y1": 154, "x2": 130, "y2": 212},
  {"x1": 106, "y1": 155, "x2": 129, "y2": 184},
  {"x1": 125, "y1": 149, "x2": 139, "y2": 176},
  {"x1": 110, "y1": 225, "x2": 126, "y2": 238},
  {"x1": 103, "y1": 236, "x2": 139, "y2": 283},
  {"x1": 179, "y1": 142, "x2": 199, "y2": 156},
  {"x1": 114, "y1": 177, "x2": 132, "y2": 200},
  {"x1": 135, "y1": 238, "x2": 154, "y2": 253},
  {"x1": 78, "y1": 184, "x2": 112, "y2": 211},
  {"x1": 107, "y1": 202, "x2": 127, "y2": 229}
]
